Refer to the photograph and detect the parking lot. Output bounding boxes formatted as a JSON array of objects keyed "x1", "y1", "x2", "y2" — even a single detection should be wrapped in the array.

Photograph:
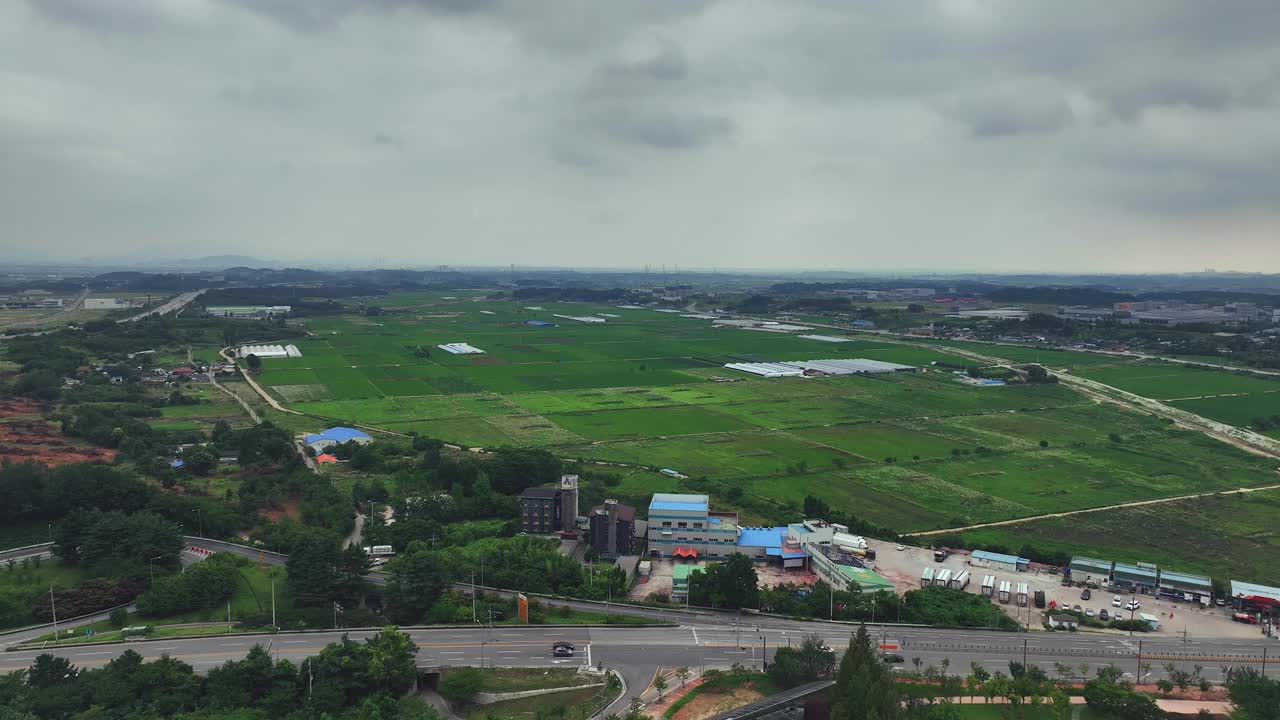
[{"x1": 866, "y1": 539, "x2": 1270, "y2": 639}]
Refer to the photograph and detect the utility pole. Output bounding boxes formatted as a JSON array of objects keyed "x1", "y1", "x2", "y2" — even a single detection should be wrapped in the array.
[
  {"x1": 471, "y1": 574, "x2": 477, "y2": 624},
  {"x1": 271, "y1": 576, "x2": 277, "y2": 628},
  {"x1": 193, "y1": 509, "x2": 203, "y2": 538},
  {"x1": 1136, "y1": 640, "x2": 1143, "y2": 682},
  {"x1": 227, "y1": 601, "x2": 231, "y2": 631},
  {"x1": 1022, "y1": 638, "x2": 1028, "y2": 670},
  {"x1": 50, "y1": 587, "x2": 58, "y2": 646}
]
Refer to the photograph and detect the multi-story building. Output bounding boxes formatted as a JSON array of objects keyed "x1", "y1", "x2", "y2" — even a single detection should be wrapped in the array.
[
  {"x1": 589, "y1": 499, "x2": 635, "y2": 560},
  {"x1": 645, "y1": 493, "x2": 739, "y2": 559},
  {"x1": 520, "y1": 487, "x2": 563, "y2": 534},
  {"x1": 518, "y1": 475, "x2": 580, "y2": 535}
]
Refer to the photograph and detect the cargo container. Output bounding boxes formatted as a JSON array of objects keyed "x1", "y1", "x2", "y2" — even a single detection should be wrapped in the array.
[
  {"x1": 936, "y1": 568, "x2": 952, "y2": 587},
  {"x1": 981, "y1": 575, "x2": 996, "y2": 597},
  {"x1": 921, "y1": 567, "x2": 935, "y2": 587},
  {"x1": 950, "y1": 570, "x2": 971, "y2": 591},
  {"x1": 998, "y1": 580, "x2": 1013, "y2": 604}
]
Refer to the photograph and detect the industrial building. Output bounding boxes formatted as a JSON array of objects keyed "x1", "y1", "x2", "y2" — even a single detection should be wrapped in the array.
[
  {"x1": 808, "y1": 548, "x2": 895, "y2": 593},
  {"x1": 589, "y1": 499, "x2": 635, "y2": 560},
  {"x1": 1158, "y1": 570, "x2": 1214, "y2": 602},
  {"x1": 646, "y1": 493, "x2": 740, "y2": 559},
  {"x1": 304, "y1": 427, "x2": 372, "y2": 453},
  {"x1": 207, "y1": 305, "x2": 291, "y2": 318},
  {"x1": 1112, "y1": 562, "x2": 1160, "y2": 591},
  {"x1": 519, "y1": 475, "x2": 579, "y2": 535},
  {"x1": 724, "y1": 358, "x2": 916, "y2": 378},
  {"x1": 238, "y1": 344, "x2": 302, "y2": 359},
  {"x1": 970, "y1": 550, "x2": 1030, "y2": 572},
  {"x1": 1230, "y1": 580, "x2": 1280, "y2": 615},
  {"x1": 1068, "y1": 557, "x2": 1113, "y2": 584},
  {"x1": 437, "y1": 343, "x2": 485, "y2": 355},
  {"x1": 85, "y1": 297, "x2": 141, "y2": 310},
  {"x1": 552, "y1": 314, "x2": 607, "y2": 323}
]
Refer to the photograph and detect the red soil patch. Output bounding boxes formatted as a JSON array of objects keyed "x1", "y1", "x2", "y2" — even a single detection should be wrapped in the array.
[
  {"x1": 258, "y1": 497, "x2": 302, "y2": 523},
  {"x1": 0, "y1": 418, "x2": 117, "y2": 467}
]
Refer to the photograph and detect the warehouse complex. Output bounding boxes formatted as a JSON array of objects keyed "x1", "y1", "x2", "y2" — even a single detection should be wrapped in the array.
[
  {"x1": 725, "y1": 358, "x2": 916, "y2": 378},
  {"x1": 238, "y1": 344, "x2": 302, "y2": 359},
  {"x1": 1069, "y1": 556, "x2": 1215, "y2": 603}
]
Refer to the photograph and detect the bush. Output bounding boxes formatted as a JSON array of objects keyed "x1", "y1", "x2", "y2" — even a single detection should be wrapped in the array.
[
  {"x1": 109, "y1": 607, "x2": 129, "y2": 628},
  {"x1": 440, "y1": 667, "x2": 483, "y2": 706}
]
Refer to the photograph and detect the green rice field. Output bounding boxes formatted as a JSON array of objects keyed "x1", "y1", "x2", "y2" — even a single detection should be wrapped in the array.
[{"x1": 250, "y1": 294, "x2": 1280, "y2": 539}]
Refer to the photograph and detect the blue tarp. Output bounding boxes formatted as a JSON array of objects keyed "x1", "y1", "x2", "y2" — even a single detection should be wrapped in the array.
[{"x1": 650, "y1": 500, "x2": 708, "y2": 512}]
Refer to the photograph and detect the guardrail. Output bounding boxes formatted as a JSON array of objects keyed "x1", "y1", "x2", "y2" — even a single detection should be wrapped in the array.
[{"x1": 0, "y1": 542, "x2": 54, "y2": 561}]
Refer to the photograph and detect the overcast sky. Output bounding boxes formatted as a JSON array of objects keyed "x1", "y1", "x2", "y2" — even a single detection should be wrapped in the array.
[{"x1": 3, "y1": 1, "x2": 1279, "y2": 272}]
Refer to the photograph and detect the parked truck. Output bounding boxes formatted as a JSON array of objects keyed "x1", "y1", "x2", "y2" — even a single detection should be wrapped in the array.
[
  {"x1": 981, "y1": 575, "x2": 996, "y2": 597},
  {"x1": 921, "y1": 567, "x2": 935, "y2": 587},
  {"x1": 935, "y1": 568, "x2": 952, "y2": 587},
  {"x1": 950, "y1": 570, "x2": 971, "y2": 591},
  {"x1": 832, "y1": 533, "x2": 868, "y2": 551},
  {"x1": 933, "y1": 548, "x2": 949, "y2": 563},
  {"x1": 1034, "y1": 590, "x2": 1046, "y2": 608},
  {"x1": 998, "y1": 580, "x2": 1013, "y2": 604},
  {"x1": 1016, "y1": 582, "x2": 1029, "y2": 607}
]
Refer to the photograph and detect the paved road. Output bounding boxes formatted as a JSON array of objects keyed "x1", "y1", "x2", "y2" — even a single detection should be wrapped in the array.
[
  {"x1": 6, "y1": 536, "x2": 1275, "y2": 710},
  {"x1": 0, "y1": 288, "x2": 89, "y2": 331},
  {"x1": 119, "y1": 289, "x2": 206, "y2": 323}
]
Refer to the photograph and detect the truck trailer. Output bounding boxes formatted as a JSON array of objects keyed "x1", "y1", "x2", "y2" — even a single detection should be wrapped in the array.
[
  {"x1": 981, "y1": 575, "x2": 996, "y2": 597},
  {"x1": 950, "y1": 570, "x2": 971, "y2": 591},
  {"x1": 832, "y1": 533, "x2": 868, "y2": 551},
  {"x1": 935, "y1": 568, "x2": 952, "y2": 587},
  {"x1": 1016, "y1": 582, "x2": 1029, "y2": 607},
  {"x1": 998, "y1": 580, "x2": 1013, "y2": 604},
  {"x1": 921, "y1": 567, "x2": 935, "y2": 587}
]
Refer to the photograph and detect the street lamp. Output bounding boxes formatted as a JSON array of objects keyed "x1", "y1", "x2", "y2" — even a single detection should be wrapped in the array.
[
  {"x1": 192, "y1": 509, "x2": 203, "y2": 538},
  {"x1": 149, "y1": 555, "x2": 163, "y2": 584}
]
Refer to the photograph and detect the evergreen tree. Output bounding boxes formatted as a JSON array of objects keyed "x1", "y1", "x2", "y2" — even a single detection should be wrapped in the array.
[{"x1": 831, "y1": 625, "x2": 899, "y2": 720}]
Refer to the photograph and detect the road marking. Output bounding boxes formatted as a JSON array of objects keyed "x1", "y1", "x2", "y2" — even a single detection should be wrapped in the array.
[
  {"x1": 150, "y1": 647, "x2": 177, "y2": 651},
  {"x1": 498, "y1": 650, "x2": 522, "y2": 654},
  {"x1": 220, "y1": 643, "x2": 246, "y2": 647},
  {"x1": 692, "y1": 627, "x2": 699, "y2": 646},
  {"x1": 74, "y1": 652, "x2": 112, "y2": 657},
  {"x1": 282, "y1": 640, "x2": 309, "y2": 644},
  {"x1": 440, "y1": 652, "x2": 465, "y2": 655}
]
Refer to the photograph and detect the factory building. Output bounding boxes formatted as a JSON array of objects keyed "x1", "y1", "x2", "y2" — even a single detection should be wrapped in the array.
[
  {"x1": 519, "y1": 475, "x2": 580, "y2": 535},
  {"x1": 589, "y1": 499, "x2": 635, "y2": 560}
]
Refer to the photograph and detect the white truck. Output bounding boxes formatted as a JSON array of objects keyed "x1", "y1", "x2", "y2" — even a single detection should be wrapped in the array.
[
  {"x1": 950, "y1": 570, "x2": 971, "y2": 591},
  {"x1": 998, "y1": 580, "x2": 1013, "y2": 604},
  {"x1": 1016, "y1": 582, "x2": 1029, "y2": 607},
  {"x1": 935, "y1": 568, "x2": 952, "y2": 587}
]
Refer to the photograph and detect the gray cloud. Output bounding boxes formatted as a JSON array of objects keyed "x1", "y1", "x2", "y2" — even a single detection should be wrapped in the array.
[{"x1": 5, "y1": 0, "x2": 1280, "y2": 271}]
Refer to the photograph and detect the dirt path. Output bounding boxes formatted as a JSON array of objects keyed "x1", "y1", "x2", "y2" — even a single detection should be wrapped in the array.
[{"x1": 910, "y1": 481, "x2": 1280, "y2": 536}]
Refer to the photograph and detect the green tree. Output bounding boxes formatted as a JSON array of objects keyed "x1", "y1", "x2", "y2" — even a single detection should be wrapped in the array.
[
  {"x1": 1225, "y1": 667, "x2": 1280, "y2": 720},
  {"x1": 653, "y1": 675, "x2": 667, "y2": 700},
  {"x1": 182, "y1": 445, "x2": 218, "y2": 476},
  {"x1": 770, "y1": 634, "x2": 836, "y2": 688},
  {"x1": 286, "y1": 529, "x2": 341, "y2": 604},
  {"x1": 830, "y1": 625, "x2": 899, "y2": 720},
  {"x1": 686, "y1": 553, "x2": 759, "y2": 609},
  {"x1": 244, "y1": 354, "x2": 262, "y2": 372}
]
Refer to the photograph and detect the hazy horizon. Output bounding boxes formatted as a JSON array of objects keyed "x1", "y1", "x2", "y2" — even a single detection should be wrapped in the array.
[{"x1": 4, "y1": 1, "x2": 1279, "y2": 272}]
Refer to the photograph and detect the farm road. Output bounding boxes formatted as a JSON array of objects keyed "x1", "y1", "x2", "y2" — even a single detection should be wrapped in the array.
[{"x1": 909, "y1": 481, "x2": 1280, "y2": 536}]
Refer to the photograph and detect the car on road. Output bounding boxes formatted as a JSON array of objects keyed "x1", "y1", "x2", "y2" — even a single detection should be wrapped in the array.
[
  {"x1": 1233, "y1": 613, "x2": 1258, "y2": 624},
  {"x1": 1080, "y1": 589, "x2": 1091, "y2": 600},
  {"x1": 552, "y1": 641, "x2": 575, "y2": 657},
  {"x1": 1125, "y1": 600, "x2": 1141, "y2": 611},
  {"x1": 1085, "y1": 608, "x2": 1095, "y2": 618},
  {"x1": 1112, "y1": 596, "x2": 1122, "y2": 607},
  {"x1": 896, "y1": 544, "x2": 906, "y2": 551},
  {"x1": 1216, "y1": 598, "x2": 1226, "y2": 606},
  {"x1": 882, "y1": 654, "x2": 905, "y2": 663},
  {"x1": 1099, "y1": 610, "x2": 1110, "y2": 621}
]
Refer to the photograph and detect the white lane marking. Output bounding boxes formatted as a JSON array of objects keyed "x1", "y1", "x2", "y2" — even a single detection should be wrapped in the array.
[
  {"x1": 282, "y1": 640, "x2": 309, "y2": 644},
  {"x1": 150, "y1": 647, "x2": 177, "y2": 651},
  {"x1": 586, "y1": 643, "x2": 592, "y2": 669},
  {"x1": 498, "y1": 650, "x2": 522, "y2": 655},
  {"x1": 75, "y1": 652, "x2": 113, "y2": 657},
  {"x1": 440, "y1": 652, "x2": 465, "y2": 655},
  {"x1": 220, "y1": 643, "x2": 246, "y2": 647},
  {"x1": 449, "y1": 634, "x2": 472, "y2": 638},
  {"x1": 692, "y1": 627, "x2": 700, "y2": 646}
]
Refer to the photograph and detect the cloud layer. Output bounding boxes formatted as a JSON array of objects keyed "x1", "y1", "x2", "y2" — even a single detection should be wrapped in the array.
[{"x1": 3, "y1": 0, "x2": 1279, "y2": 271}]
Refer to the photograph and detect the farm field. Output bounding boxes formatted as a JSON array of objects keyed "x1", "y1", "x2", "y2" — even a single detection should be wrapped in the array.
[
  {"x1": 1072, "y1": 362, "x2": 1280, "y2": 400},
  {"x1": 956, "y1": 488, "x2": 1280, "y2": 583},
  {"x1": 248, "y1": 297, "x2": 1280, "y2": 552}
]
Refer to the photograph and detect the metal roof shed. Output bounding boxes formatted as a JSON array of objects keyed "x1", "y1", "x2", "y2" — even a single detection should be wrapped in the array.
[
  {"x1": 1159, "y1": 569, "x2": 1213, "y2": 594},
  {"x1": 972, "y1": 550, "x2": 1030, "y2": 571},
  {"x1": 1113, "y1": 562, "x2": 1159, "y2": 587},
  {"x1": 1069, "y1": 556, "x2": 1113, "y2": 579}
]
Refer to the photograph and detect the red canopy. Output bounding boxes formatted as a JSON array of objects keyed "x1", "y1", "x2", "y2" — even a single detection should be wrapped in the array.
[{"x1": 673, "y1": 547, "x2": 699, "y2": 559}]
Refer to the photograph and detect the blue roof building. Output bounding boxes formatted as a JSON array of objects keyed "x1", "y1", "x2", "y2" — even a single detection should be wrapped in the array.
[
  {"x1": 305, "y1": 427, "x2": 373, "y2": 451},
  {"x1": 971, "y1": 549, "x2": 1030, "y2": 572}
]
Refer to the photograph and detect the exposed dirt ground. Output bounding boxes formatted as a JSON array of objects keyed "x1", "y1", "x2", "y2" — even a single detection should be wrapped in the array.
[
  {"x1": 670, "y1": 685, "x2": 765, "y2": 720},
  {"x1": 0, "y1": 400, "x2": 117, "y2": 466},
  {"x1": 258, "y1": 497, "x2": 303, "y2": 523}
]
